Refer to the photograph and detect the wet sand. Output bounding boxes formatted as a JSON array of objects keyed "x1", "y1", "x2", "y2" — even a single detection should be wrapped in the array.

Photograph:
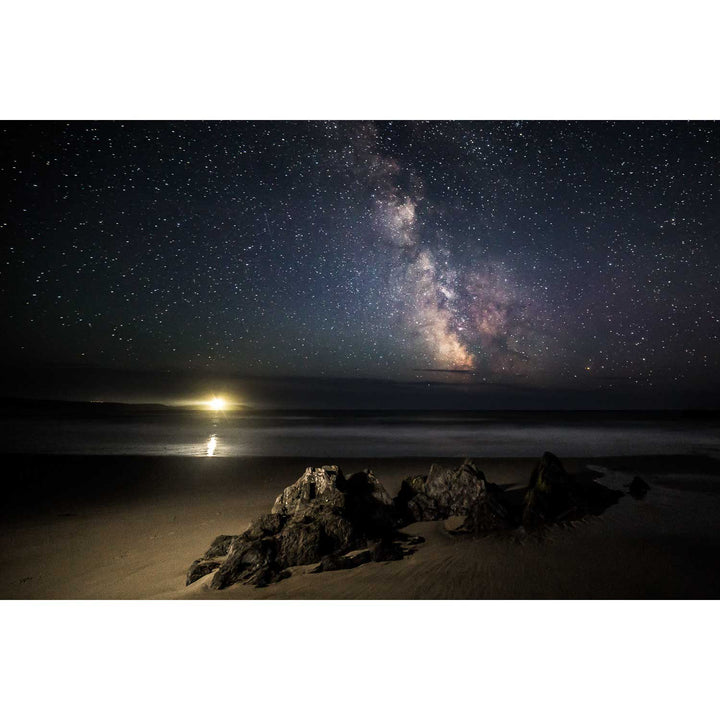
[{"x1": 2, "y1": 454, "x2": 720, "y2": 599}]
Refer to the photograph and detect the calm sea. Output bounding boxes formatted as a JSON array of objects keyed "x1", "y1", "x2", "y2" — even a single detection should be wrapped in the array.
[{"x1": 0, "y1": 409, "x2": 719, "y2": 457}]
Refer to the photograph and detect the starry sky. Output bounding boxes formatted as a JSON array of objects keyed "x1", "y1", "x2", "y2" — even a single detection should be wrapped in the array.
[{"x1": 2, "y1": 121, "x2": 720, "y2": 408}]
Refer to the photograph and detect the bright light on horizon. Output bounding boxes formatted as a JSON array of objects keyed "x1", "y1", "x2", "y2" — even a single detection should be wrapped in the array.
[{"x1": 208, "y1": 397, "x2": 226, "y2": 412}]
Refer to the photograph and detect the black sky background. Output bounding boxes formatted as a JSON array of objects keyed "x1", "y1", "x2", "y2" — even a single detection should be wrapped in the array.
[{"x1": 2, "y1": 120, "x2": 719, "y2": 409}]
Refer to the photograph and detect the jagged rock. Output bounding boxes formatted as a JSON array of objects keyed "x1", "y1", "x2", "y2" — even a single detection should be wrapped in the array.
[
  {"x1": 394, "y1": 459, "x2": 493, "y2": 523},
  {"x1": 628, "y1": 476, "x2": 650, "y2": 499},
  {"x1": 271, "y1": 465, "x2": 346, "y2": 516},
  {"x1": 275, "y1": 510, "x2": 357, "y2": 567},
  {"x1": 186, "y1": 558, "x2": 222, "y2": 585},
  {"x1": 210, "y1": 537, "x2": 283, "y2": 589},
  {"x1": 522, "y1": 452, "x2": 582, "y2": 527},
  {"x1": 343, "y1": 469, "x2": 396, "y2": 536},
  {"x1": 459, "y1": 480, "x2": 515, "y2": 533},
  {"x1": 202, "y1": 534, "x2": 237, "y2": 559},
  {"x1": 394, "y1": 477, "x2": 436, "y2": 522},
  {"x1": 245, "y1": 513, "x2": 286, "y2": 540},
  {"x1": 189, "y1": 464, "x2": 399, "y2": 589},
  {"x1": 522, "y1": 452, "x2": 622, "y2": 527}
]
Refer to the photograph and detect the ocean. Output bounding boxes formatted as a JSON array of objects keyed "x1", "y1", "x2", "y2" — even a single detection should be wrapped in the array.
[{"x1": 1, "y1": 409, "x2": 719, "y2": 457}]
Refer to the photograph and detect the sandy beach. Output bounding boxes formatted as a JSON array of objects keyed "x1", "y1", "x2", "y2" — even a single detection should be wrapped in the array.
[{"x1": 2, "y1": 453, "x2": 719, "y2": 600}]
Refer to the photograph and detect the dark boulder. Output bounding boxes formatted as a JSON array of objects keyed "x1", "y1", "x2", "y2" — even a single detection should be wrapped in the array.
[
  {"x1": 274, "y1": 509, "x2": 357, "y2": 567},
  {"x1": 628, "y1": 476, "x2": 650, "y2": 499},
  {"x1": 211, "y1": 537, "x2": 285, "y2": 589},
  {"x1": 522, "y1": 452, "x2": 622, "y2": 528},
  {"x1": 459, "y1": 480, "x2": 515, "y2": 533},
  {"x1": 346, "y1": 468, "x2": 394, "y2": 506},
  {"x1": 522, "y1": 452, "x2": 576, "y2": 527},
  {"x1": 343, "y1": 469, "x2": 396, "y2": 536},
  {"x1": 394, "y1": 476, "x2": 437, "y2": 523},
  {"x1": 189, "y1": 464, "x2": 399, "y2": 589},
  {"x1": 394, "y1": 459, "x2": 491, "y2": 523}
]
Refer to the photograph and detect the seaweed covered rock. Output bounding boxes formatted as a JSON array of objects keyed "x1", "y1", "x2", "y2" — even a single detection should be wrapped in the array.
[
  {"x1": 187, "y1": 464, "x2": 398, "y2": 589},
  {"x1": 522, "y1": 452, "x2": 622, "y2": 527},
  {"x1": 394, "y1": 459, "x2": 493, "y2": 523}
]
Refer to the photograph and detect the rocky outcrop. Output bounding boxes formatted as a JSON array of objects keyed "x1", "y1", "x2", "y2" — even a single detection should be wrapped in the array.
[
  {"x1": 522, "y1": 452, "x2": 576, "y2": 527},
  {"x1": 394, "y1": 459, "x2": 514, "y2": 533},
  {"x1": 211, "y1": 536, "x2": 289, "y2": 588},
  {"x1": 186, "y1": 453, "x2": 628, "y2": 591},
  {"x1": 394, "y1": 459, "x2": 495, "y2": 523},
  {"x1": 271, "y1": 465, "x2": 346, "y2": 516},
  {"x1": 522, "y1": 452, "x2": 622, "y2": 527},
  {"x1": 459, "y1": 479, "x2": 515, "y2": 533},
  {"x1": 187, "y1": 465, "x2": 400, "y2": 589}
]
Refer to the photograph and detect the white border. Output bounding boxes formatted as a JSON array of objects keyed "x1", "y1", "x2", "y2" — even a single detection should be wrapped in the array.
[
  {"x1": 2, "y1": 1, "x2": 719, "y2": 119},
  {"x1": 1, "y1": 600, "x2": 717, "y2": 719}
]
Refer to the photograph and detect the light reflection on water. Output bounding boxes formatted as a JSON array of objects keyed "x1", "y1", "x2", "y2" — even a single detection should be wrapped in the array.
[
  {"x1": 1, "y1": 415, "x2": 718, "y2": 457},
  {"x1": 206, "y1": 434, "x2": 217, "y2": 456}
]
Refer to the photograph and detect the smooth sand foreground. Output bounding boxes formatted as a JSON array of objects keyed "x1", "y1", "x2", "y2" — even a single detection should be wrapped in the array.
[{"x1": 1, "y1": 455, "x2": 719, "y2": 599}]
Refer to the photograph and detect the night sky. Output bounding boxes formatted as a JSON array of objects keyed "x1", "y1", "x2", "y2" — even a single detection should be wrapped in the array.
[{"x1": 2, "y1": 121, "x2": 719, "y2": 408}]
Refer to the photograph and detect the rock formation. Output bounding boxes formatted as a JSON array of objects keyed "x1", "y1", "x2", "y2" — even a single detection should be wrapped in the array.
[
  {"x1": 186, "y1": 453, "x2": 626, "y2": 591},
  {"x1": 522, "y1": 452, "x2": 622, "y2": 527},
  {"x1": 187, "y1": 465, "x2": 401, "y2": 589},
  {"x1": 458, "y1": 479, "x2": 515, "y2": 533},
  {"x1": 522, "y1": 452, "x2": 577, "y2": 527},
  {"x1": 395, "y1": 459, "x2": 498, "y2": 522}
]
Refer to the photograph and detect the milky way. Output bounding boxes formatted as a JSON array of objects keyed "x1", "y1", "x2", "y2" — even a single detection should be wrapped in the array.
[
  {"x1": 352, "y1": 124, "x2": 475, "y2": 370},
  {"x1": 2, "y1": 120, "x2": 720, "y2": 405}
]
